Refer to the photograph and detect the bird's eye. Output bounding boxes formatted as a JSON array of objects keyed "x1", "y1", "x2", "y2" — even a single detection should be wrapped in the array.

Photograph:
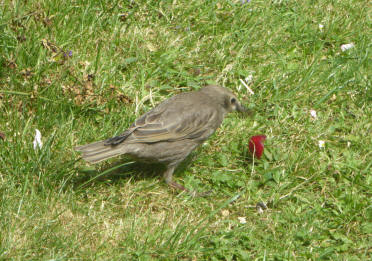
[{"x1": 231, "y1": 97, "x2": 236, "y2": 104}]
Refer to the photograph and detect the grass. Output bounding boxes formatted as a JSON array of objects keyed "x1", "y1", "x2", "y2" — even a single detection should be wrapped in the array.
[{"x1": 0, "y1": 0, "x2": 371, "y2": 259}]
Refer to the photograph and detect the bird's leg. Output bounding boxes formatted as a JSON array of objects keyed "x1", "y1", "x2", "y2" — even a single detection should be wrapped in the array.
[
  {"x1": 163, "y1": 165, "x2": 189, "y2": 193},
  {"x1": 163, "y1": 164, "x2": 212, "y2": 197}
]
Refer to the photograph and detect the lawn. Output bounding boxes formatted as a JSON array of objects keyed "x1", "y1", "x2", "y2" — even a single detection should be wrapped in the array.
[{"x1": 0, "y1": 0, "x2": 371, "y2": 260}]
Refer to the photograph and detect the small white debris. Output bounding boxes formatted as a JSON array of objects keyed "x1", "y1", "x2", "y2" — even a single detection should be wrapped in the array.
[
  {"x1": 318, "y1": 24, "x2": 324, "y2": 30},
  {"x1": 256, "y1": 202, "x2": 268, "y2": 214},
  {"x1": 347, "y1": 141, "x2": 351, "y2": 148},
  {"x1": 221, "y1": 209, "x2": 230, "y2": 217},
  {"x1": 310, "y1": 109, "x2": 317, "y2": 119},
  {"x1": 318, "y1": 140, "x2": 325, "y2": 148},
  {"x1": 33, "y1": 129, "x2": 43, "y2": 150},
  {"x1": 239, "y1": 78, "x2": 254, "y2": 95},
  {"x1": 238, "y1": 217, "x2": 247, "y2": 224},
  {"x1": 341, "y1": 43, "x2": 355, "y2": 52},
  {"x1": 245, "y1": 74, "x2": 253, "y2": 84},
  {"x1": 238, "y1": 74, "x2": 254, "y2": 94}
]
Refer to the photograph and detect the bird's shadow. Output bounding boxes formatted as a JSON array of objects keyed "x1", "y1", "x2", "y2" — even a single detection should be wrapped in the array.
[{"x1": 72, "y1": 154, "x2": 196, "y2": 190}]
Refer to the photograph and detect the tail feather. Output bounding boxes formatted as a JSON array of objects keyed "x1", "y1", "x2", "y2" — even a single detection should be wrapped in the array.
[{"x1": 75, "y1": 141, "x2": 124, "y2": 164}]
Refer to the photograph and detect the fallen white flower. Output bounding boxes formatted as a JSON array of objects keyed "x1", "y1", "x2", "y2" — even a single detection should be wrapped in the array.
[
  {"x1": 310, "y1": 109, "x2": 317, "y2": 119},
  {"x1": 318, "y1": 24, "x2": 324, "y2": 30},
  {"x1": 33, "y1": 129, "x2": 43, "y2": 150},
  {"x1": 318, "y1": 140, "x2": 325, "y2": 148},
  {"x1": 238, "y1": 217, "x2": 247, "y2": 224},
  {"x1": 341, "y1": 43, "x2": 355, "y2": 52}
]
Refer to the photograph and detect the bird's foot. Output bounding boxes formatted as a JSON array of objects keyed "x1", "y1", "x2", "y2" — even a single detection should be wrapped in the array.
[
  {"x1": 168, "y1": 181, "x2": 188, "y2": 192},
  {"x1": 193, "y1": 189, "x2": 213, "y2": 197},
  {"x1": 168, "y1": 181, "x2": 212, "y2": 197}
]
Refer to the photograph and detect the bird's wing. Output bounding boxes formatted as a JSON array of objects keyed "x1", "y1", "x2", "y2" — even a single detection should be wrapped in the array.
[
  {"x1": 104, "y1": 93, "x2": 223, "y2": 146},
  {"x1": 130, "y1": 106, "x2": 219, "y2": 143}
]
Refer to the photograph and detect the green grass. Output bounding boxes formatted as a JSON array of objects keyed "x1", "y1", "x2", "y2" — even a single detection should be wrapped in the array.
[{"x1": 1, "y1": 0, "x2": 371, "y2": 259}]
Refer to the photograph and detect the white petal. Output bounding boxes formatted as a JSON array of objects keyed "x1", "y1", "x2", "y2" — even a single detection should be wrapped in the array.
[
  {"x1": 238, "y1": 217, "x2": 247, "y2": 224},
  {"x1": 318, "y1": 24, "x2": 324, "y2": 30},
  {"x1": 310, "y1": 109, "x2": 317, "y2": 119},
  {"x1": 318, "y1": 140, "x2": 325, "y2": 148},
  {"x1": 33, "y1": 129, "x2": 43, "y2": 150},
  {"x1": 341, "y1": 43, "x2": 355, "y2": 52}
]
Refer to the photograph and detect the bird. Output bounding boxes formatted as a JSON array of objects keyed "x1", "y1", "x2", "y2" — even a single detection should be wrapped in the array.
[{"x1": 75, "y1": 85, "x2": 247, "y2": 194}]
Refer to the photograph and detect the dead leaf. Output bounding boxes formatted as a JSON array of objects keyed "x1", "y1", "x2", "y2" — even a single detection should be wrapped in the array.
[
  {"x1": 0, "y1": 132, "x2": 5, "y2": 140},
  {"x1": 117, "y1": 93, "x2": 133, "y2": 104},
  {"x1": 146, "y1": 43, "x2": 157, "y2": 52},
  {"x1": 118, "y1": 13, "x2": 128, "y2": 22},
  {"x1": 16, "y1": 100, "x2": 23, "y2": 112},
  {"x1": 10, "y1": 20, "x2": 25, "y2": 31},
  {"x1": 6, "y1": 60, "x2": 17, "y2": 70},
  {"x1": 74, "y1": 93, "x2": 84, "y2": 105},
  {"x1": 78, "y1": 61, "x2": 91, "y2": 69},
  {"x1": 84, "y1": 81, "x2": 94, "y2": 96},
  {"x1": 62, "y1": 73, "x2": 98, "y2": 105},
  {"x1": 41, "y1": 38, "x2": 58, "y2": 53},
  {"x1": 109, "y1": 85, "x2": 133, "y2": 104},
  {"x1": 221, "y1": 209, "x2": 230, "y2": 217},
  {"x1": 17, "y1": 35, "x2": 26, "y2": 42},
  {"x1": 20, "y1": 68, "x2": 33, "y2": 79},
  {"x1": 41, "y1": 77, "x2": 52, "y2": 86},
  {"x1": 42, "y1": 17, "x2": 53, "y2": 27},
  {"x1": 62, "y1": 84, "x2": 83, "y2": 105}
]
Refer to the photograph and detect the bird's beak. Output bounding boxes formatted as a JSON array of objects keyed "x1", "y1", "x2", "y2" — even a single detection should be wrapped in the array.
[
  {"x1": 237, "y1": 103, "x2": 247, "y2": 113},
  {"x1": 237, "y1": 104, "x2": 254, "y2": 116}
]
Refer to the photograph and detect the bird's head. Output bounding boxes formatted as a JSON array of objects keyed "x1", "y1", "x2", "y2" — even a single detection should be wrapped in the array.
[{"x1": 201, "y1": 85, "x2": 247, "y2": 113}]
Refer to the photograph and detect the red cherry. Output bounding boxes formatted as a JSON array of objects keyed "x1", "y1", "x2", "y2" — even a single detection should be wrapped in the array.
[{"x1": 249, "y1": 135, "x2": 266, "y2": 159}]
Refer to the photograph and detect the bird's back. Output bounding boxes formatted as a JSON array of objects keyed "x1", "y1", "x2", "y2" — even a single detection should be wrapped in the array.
[{"x1": 122, "y1": 89, "x2": 225, "y2": 144}]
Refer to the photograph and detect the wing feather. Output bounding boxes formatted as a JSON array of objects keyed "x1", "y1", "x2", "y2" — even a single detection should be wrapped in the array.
[
  {"x1": 106, "y1": 92, "x2": 223, "y2": 145},
  {"x1": 129, "y1": 107, "x2": 219, "y2": 143}
]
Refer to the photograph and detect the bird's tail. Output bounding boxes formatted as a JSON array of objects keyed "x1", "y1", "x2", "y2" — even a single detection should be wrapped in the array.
[{"x1": 75, "y1": 141, "x2": 124, "y2": 164}]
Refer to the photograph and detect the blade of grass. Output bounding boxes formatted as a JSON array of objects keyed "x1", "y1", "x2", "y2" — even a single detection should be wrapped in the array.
[{"x1": 76, "y1": 161, "x2": 135, "y2": 190}]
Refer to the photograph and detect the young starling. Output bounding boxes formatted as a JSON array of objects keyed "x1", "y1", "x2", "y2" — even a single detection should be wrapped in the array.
[{"x1": 75, "y1": 85, "x2": 246, "y2": 194}]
